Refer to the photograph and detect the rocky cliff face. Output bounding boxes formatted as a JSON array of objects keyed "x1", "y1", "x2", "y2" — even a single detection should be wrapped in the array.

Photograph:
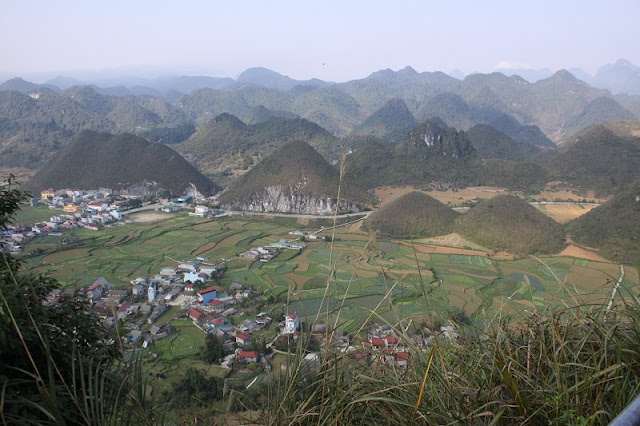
[
  {"x1": 406, "y1": 122, "x2": 475, "y2": 160},
  {"x1": 221, "y1": 185, "x2": 362, "y2": 215}
]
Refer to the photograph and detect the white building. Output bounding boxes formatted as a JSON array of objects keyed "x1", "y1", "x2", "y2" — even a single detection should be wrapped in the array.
[
  {"x1": 285, "y1": 313, "x2": 300, "y2": 334},
  {"x1": 184, "y1": 271, "x2": 203, "y2": 283},
  {"x1": 189, "y1": 205, "x2": 209, "y2": 217},
  {"x1": 148, "y1": 281, "x2": 157, "y2": 303}
]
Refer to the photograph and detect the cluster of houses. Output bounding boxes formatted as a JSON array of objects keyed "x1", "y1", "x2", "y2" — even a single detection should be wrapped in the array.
[
  {"x1": 1, "y1": 189, "x2": 133, "y2": 254},
  {"x1": 240, "y1": 246, "x2": 279, "y2": 262},
  {"x1": 187, "y1": 288, "x2": 302, "y2": 365},
  {"x1": 288, "y1": 230, "x2": 325, "y2": 241},
  {"x1": 2, "y1": 210, "x2": 124, "y2": 254},
  {"x1": 238, "y1": 236, "x2": 307, "y2": 262},
  {"x1": 39, "y1": 188, "x2": 139, "y2": 214}
]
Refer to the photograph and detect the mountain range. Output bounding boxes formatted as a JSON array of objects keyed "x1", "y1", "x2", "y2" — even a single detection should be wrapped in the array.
[{"x1": 2, "y1": 62, "x2": 639, "y2": 170}]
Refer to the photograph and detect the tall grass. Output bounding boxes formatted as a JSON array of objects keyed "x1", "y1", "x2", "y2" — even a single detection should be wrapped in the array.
[{"x1": 253, "y1": 297, "x2": 640, "y2": 425}]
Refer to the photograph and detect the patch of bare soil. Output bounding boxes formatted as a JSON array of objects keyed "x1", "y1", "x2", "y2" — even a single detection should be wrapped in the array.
[
  {"x1": 557, "y1": 245, "x2": 611, "y2": 263},
  {"x1": 128, "y1": 212, "x2": 172, "y2": 223}
]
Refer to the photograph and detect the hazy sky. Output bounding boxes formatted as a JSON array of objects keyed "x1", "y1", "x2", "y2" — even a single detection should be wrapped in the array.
[{"x1": 1, "y1": 0, "x2": 638, "y2": 82}]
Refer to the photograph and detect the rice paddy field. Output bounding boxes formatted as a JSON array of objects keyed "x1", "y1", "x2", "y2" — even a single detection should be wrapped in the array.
[{"x1": 19, "y1": 210, "x2": 639, "y2": 332}]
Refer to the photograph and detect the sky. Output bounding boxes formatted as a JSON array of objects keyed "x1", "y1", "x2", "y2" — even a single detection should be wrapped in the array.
[{"x1": 1, "y1": 0, "x2": 638, "y2": 83}]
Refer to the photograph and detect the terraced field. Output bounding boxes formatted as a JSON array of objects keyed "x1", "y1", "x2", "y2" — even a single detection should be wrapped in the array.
[{"x1": 20, "y1": 211, "x2": 640, "y2": 330}]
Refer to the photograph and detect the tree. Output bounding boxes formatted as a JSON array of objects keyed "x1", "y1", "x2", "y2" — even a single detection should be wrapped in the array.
[
  {"x1": 201, "y1": 332, "x2": 224, "y2": 363},
  {"x1": 0, "y1": 176, "x2": 127, "y2": 423},
  {"x1": 168, "y1": 367, "x2": 223, "y2": 407}
]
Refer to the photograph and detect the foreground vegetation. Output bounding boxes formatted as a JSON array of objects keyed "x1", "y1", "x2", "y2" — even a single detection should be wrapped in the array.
[{"x1": 248, "y1": 300, "x2": 640, "y2": 425}]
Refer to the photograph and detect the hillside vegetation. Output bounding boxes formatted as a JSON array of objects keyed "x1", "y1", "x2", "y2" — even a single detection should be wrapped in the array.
[
  {"x1": 344, "y1": 123, "x2": 549, "y2": 191},
  {"x1": 543, "y1": 123, "x2": 640, "y2": 195},
  {"x1": 466, "y1": 124, "x2": 540, "y2": 160},
  {"x1": 567, "y1": 178, "x2": 640, "y2": 264},
  {"x1": 364, "y1": 191, "x2": 458, "y2": 238},
  {"x1": 28, "y1": 130, "x2": 220, "y2": 195},
  {"x1": 176, "y1": 113, "x2": 338, "y2": 173},
  {"x1": 352, "y1": 98, "x2": 418, "y2": 141},
  {"x1": 220, "y1": 140, "x2": 371, "y2": 207},
  {"x1": 454, "y1": 195, "x2": 566, "y2": 254}
]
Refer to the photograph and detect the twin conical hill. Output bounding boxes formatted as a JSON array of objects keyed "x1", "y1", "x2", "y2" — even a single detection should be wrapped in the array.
[
  {"x1": 219, "y1": 140, "x2": 371, "y2": 214},
  {"x1": 566, "y1": 179, "x2": 640, "y2": 264},
  {"x1": 454, "y1": 195, "x2": 565, "y2": 254},
  {"x1": 364, "y1": 191, "x2": 458, "y2": 238},
  {"x1": 28, "y1": 130, "x2": 220, "y2": 196}
]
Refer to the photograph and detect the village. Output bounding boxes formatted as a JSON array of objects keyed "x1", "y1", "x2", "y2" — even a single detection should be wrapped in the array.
[
  {"x1": 2, "y1": 190, "x2": 454, "y2": 384},
  {"x1": 37, "y1": 237, "x2": 432, "y2": 378},
  {"x1": 40, "y1": 246, "x2": 455, "y2": 378},
  {"x1": 1, "y1": 188, "x2": 132, "y2": 253}
]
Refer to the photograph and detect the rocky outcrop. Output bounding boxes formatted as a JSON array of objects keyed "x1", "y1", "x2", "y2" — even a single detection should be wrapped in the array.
[
  {"x1": 221, "y1": 185, "x2": 362, "y2": 215},
  {"x1": 406, "y1": 121, "x2": 475, "y2": 160}
]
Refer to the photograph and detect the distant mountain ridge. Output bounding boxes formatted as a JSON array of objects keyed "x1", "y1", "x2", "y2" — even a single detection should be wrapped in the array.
[
  {"x1": 352, "y1": 98, "x2": 418, "y2": 141},
  {"x1": 1, "y1": 63, "x2": 638, "y2": 171}
]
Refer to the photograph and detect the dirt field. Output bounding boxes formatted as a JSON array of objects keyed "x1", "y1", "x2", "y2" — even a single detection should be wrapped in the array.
[
  {"x1": 373, "y1": 185, "x2": 513, "y2": 207},
  {"x1": 373, "y1": 186, "x2": 421, "y2": 206},
  {"x1": 557, "y1": 245, "x2": 611, "y2": 262},
  {"x1": 128, "y1": 212, "x2": 173, "y2": 223},
  {"x1": 401, "y1": 242, "x2": 489, "y2": 257},
  {"x1": 531, "y1": 188, "x2": 609, "y2": 203},
  {"x1": 534, "y1": 204, "x2": 599, "y2": 223},
  {"x1": 419, "y1": 233, "x2": 489, "y2": 251},
  {"x1": 429, "y1": 186, "x2": 512, "y2": 205}
]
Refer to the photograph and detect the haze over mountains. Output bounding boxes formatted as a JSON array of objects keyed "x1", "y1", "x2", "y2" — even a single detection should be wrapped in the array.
[
  {"x1": 1, "y1": 59, "x2": 639, "y2": 210},
  {"x1": 2, "y1": 62, "x2": 639, "y2": 173}
]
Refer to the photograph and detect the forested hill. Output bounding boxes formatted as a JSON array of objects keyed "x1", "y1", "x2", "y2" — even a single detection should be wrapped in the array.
[{"x1": 27, "y1": 131, "x2": 220, "y2": 196}]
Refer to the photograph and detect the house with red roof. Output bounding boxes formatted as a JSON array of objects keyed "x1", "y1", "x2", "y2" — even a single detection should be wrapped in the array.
[
  {"x1": 197, "y1": 286, "x2": 223, "y2": 304},
  {"x1": 188, "y1": 308, "x2": 204, "y2": 322},
  {"x1": 370, "y1": 337, "x2": 385, "y2": 350},
  {"x1": 117, "y1": 303, "x2": 131, "y2": 319},
  {"x1": 235, "y1": 333, "x2": 253, "y2": 346},
  {"x1": 85, "y1": 282, "x2": 103, "y2": 300},
  {"x1": 384, "y1": 336, "x2": 400, "y2": 348},
  {"x1": 87, "y1": 201, "x2": 108, "y2": 212},
  {"x1": 395, "y1": 352, "x2": 409, "y2": 368},
  {"x1": 208, "y1": 299, "x2": 226, "y2": 312},
  {"x1": 237, "y1": 351, "x2": 259, "y2": 363}
]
